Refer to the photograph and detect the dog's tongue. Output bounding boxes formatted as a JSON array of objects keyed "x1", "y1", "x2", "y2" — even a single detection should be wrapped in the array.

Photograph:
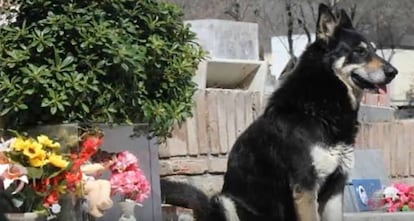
[{"x1": 377, "y1": 85, "x2": 387, "y2": 94}]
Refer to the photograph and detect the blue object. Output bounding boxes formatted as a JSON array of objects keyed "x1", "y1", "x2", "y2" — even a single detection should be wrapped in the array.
[{"x1": 351, "y1": 179, "x2": 382, "y2": 211}]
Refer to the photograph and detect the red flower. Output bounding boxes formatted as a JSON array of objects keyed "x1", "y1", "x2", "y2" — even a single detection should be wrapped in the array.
[
  {"x1": 44, "y1": 190, "x2": 59, "y2": 206},
  {"x1": 65, "y1": 171, "x2": 82, "y2": 184},
  {"x1": 82, "y1": 136, "x2": 103, "y2": 156}
]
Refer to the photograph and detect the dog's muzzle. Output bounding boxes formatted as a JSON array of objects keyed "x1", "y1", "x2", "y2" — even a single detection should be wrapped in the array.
[{"x1": 383, "y1": 63, "x2": 398, "y2": 82}]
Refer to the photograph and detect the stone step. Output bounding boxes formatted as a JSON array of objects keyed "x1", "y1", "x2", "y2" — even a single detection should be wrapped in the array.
[{"x1": 345, "y1": 212, "x2": 414, "y2": 221}]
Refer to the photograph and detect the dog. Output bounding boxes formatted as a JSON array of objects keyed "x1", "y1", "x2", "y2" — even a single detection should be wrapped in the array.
[{"x1": 161, "y1": 3, "x2": 397, "y2": 221}]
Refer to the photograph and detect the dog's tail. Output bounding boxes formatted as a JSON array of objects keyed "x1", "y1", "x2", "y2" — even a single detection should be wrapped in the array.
[{"x1": 160, "y1": 179, "x2": 210, "y2": 221}]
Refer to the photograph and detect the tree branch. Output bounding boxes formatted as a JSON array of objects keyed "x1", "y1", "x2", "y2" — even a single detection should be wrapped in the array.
[
  {"x1": 298, "y1": 4, "x2": 311, "y2": 45},
  {"x1": 284, "y1": 0, "x2": 295, "y2": 59}
]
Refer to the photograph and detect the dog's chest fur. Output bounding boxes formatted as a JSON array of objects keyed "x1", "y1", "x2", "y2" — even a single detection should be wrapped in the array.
[{"x1": 310, "y1": 144, "x2": 354, "y2": 184}]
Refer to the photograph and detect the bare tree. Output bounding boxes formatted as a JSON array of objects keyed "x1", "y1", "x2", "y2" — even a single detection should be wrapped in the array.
[
  {"x1": 167, "y1": 0, "x2": 414, "y2": 68},
  {"x1": 224, "y1": 0, "x2": 252, "y2": 21}
]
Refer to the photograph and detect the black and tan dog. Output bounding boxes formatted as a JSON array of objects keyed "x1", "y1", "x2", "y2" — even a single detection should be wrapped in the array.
[{"x1": 161, "y1": 3, "x2": 397, "y2": 221}]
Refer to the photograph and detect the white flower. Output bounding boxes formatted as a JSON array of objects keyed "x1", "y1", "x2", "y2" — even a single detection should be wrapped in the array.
[
  {"x1": 383, "y1": 186, "x2": 399, "y2": 201},
  {"x1": 0, "y1": 138, "x2": 15, "y2": 151},
  {"x1": 51, "y1": 203, "x2": 62, "y2": 214}
]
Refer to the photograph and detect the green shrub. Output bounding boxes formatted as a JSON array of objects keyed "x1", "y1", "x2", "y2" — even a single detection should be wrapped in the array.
[{"x1": 0, "y1": 0, "x2": 206, "y2": 140}]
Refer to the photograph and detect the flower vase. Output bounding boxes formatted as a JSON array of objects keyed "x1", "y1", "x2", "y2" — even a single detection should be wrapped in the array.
[{"x1": 118, "y1": 199, "x2": 137, "y2": 221}]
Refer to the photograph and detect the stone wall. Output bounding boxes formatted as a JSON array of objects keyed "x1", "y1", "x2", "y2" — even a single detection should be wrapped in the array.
[
  {"x1": 159, "y1": 88, "x2": 414, "y2": 195},
  {"x1": 159, "y1": 88, "x2": 262, "y2": 195}
]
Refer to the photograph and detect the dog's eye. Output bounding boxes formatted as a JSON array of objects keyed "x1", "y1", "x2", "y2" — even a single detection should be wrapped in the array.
[{"x1": 354, "y1": 47, "x2": 368, "y2": 56}]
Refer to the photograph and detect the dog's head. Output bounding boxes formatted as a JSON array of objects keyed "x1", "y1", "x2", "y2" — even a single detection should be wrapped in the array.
[{"x1": 316, "y1": 4, "x2": 398, "y2": 94}]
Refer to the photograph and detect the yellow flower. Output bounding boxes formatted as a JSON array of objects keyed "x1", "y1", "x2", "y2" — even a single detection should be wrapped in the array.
[
  {"x1": 37, "y1": 135, "x2": 60, "y2": 149},
  {"x1": 20, "y1": 140, "x2": 47, "y2": 167},
  {"x1": 11, "y1": 138, "x2": 29, "y2": 151},
  {"x1": 22, "y1": 140, "x2": 44, "y2": 159},
  {"x1": 29, "y1": 155, "x2": 47, "y2": 167},
  {"x1": 48, "y1": 153, "x2": 69, "y2": 169},
  {"x1": 29, "y1": 151, "x2": 47, "y2": 167}
]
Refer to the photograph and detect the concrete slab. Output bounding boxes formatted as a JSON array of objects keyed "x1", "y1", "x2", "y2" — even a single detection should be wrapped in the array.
[
  {"x1": 358, "y1": 105, "x2": 396, "y2": 122},
  {"x1": 192, "y1": 59, "x2": 268, "y2": 92},
  {"x1": 185, "y1": 19, "x2": 259, "y2": 60},
  {"x1": 345, "y1": 212, "x2": 414, "y2": 221}
]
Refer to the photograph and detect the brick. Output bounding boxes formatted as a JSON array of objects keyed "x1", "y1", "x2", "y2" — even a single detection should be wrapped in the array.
[
  {"x1": 206, "y1": 89, "x2": 220, "y2": 154},
  {"x1": 164, "y1": 174, "x2": 224, "y2": 196},
  {"x1": 186, "y1": 110, "x2": 199, "y2": 156},
  {"x1": 217, "y1": 91, "x2": 229, "y2": 154},
  {"x1": 225, "y1": 91, "x2": 237, "y2": 151},
  {"x1": 363, "y1": 93, "x2": 378, "y2": 106},
  {"x1": 196, "y1": 90, "x2": 209, "y2": 154},
  {"x1": 158, "y1": 142, "x2": 170, "y2": 158},
  {"x1": 252, "y1": 91, "x2": 262, "y2": 119},
  {"x1": 159, "y1": 160, "x2": 174, "y2": 176},
  {"x1": 166, "y1": 123, "x2": 188, "y2": 157},
  {"x1": 208, "y1": 157, "x2": 228, "y2": 173},
  {"x1": 235, "y1": 91, "x2": 246, "y2": 137},
  {"x1": 378, "y1": 94, "x2": 391, "y2": 107},
  {"x1": 160, "y1": 158, "x2": 208, "y2": 175}
]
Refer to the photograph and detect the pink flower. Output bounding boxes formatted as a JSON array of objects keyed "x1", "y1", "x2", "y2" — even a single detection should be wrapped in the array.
[
  {"x1": 110, "y1": 151, "x2": 139, "y2": 173},
  {"x1": 394, "y1": 183, "x2": 414, "y2": 194},
  {"x1": 109, "y1": 168, "x2": 151, "y2": 203}
]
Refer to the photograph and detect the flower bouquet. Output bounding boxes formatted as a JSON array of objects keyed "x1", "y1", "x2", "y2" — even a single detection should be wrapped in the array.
[
  {"x1": 109, "y1": 151, "x2": 151, "y2": 221},
  {"x1": 0, "y1": 134, "x2": 75, "y2": 218},
  {"x1": 0, "y1": 129, "x2": 152, "y2": 220},
  {"x1": 370, "y1": 182, "x2": 414, "y2": 212}
]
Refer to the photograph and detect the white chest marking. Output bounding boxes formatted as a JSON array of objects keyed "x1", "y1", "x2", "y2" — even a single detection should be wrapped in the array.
[
  {"x1": 311, "y1": 144, "x2": 354, "y2": 180},
  {"x1": 218, "y1": 196, "x2": 240, "y2": 221}
]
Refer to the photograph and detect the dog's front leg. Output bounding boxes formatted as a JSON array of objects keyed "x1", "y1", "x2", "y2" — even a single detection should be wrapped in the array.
[
  {"x1": 319, "y1": 192, "x2": 343, "y2": 221},
  {"x1": 293, "y1": 184, "x2": 320, "y2": 221}
]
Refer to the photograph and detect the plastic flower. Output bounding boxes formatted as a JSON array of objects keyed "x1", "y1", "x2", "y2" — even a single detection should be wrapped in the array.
[
  {"x1": 11, "y1": 137, "x2": 30, "y2": 151},
  {"x1": 110, "y1": 168, "x2": 150, "y2": 203},
  {"x1": 110, "y1": 151, "x2": 139, "y2": 173},
  {"x1": 44, "y1": 190, "x2": 60, "y2": 206},
  {"x1": 29, "y1": 154, "x2": 47, "y2": 167},
  {"x1": 55, "y1": 184, "x2": 67, "y2": 194},
  {"x1": 48, "y1": 153, "x2": 69, "y2": 169},
  {"x1": 37, "y1": 135, "x2": 60, "y2": 149},
  {"x1": 381, "y1": 183, "x2": 414, "y2": 212},
  {"x1": 22, "y1": 140, "x2": 43, "y2": 158},
  {"x1": 82, "y1": 136, "x2": 102, "y2": 155},
  {"x1": 15, "y1": 139, "x2": 48, "y2": 167},
  {"x1": 0, "y1": 156, "x2": 28, "y2": 191}
]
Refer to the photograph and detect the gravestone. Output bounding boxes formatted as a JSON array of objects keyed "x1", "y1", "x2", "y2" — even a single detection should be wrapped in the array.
[
  {"x1": 345, "y1": 149, "x2": 389, "y2": 213},
  {"x1": 185, "y1": 19, "x2": 259, "y2": 60},
  {"x1": 344, "y1": 149, "x2": 414, "y2": 221}
]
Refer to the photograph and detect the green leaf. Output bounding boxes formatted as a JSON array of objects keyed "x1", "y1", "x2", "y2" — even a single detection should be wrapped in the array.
[
  {"x1": 0, "y1": 0, "x2": 206, "y2": 141},
  {"x1": 61, "y1": 56, "x2": 74, "y2": 68},
  {"x1": 0, "y1": 107, "x2": 13, "y2": 116},
  {"x1": 121, "y1": 63, "x2": 129, "y2": 71},
  {"x1": 50, "y1": 106, "x2": 57, "y2": 115},
  {"x1": 81, "y1": 103, "x2": 90, "y2": 113},
  {"x1": 36, "y1": 44, "x2": 44, "y2": 53},
  {"x1": 18, "y1": 104, "x2": 28, "y2": 110},
  {"x1": 24, "y1": 88, "x2": 35, "y2": 95},
  {"x1": 27, "y1": 167, "x2": 43, "y2": 179}
]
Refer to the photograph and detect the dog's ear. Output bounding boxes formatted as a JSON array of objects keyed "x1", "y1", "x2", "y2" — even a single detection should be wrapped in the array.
[
  {"x1": 316, "y1": 3, "x2": 337, "y2": 41},
  {"x1": 338, "y1": 9, "x2": 353, "y2": 29}
]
